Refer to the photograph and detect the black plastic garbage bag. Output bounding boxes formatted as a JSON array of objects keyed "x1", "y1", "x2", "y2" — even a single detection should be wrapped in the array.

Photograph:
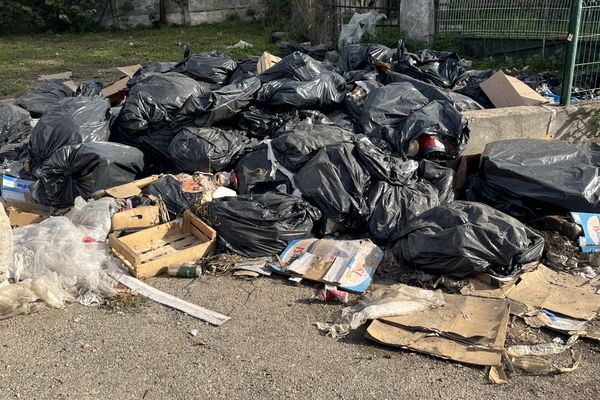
[
  {"x1": 367, "y1": 160, "x2": 455, "y2": 245},
  {"x1": 361, "y1": 82, "x2": 469, "y2": 158},
  {"x1": 0, "y1": 104, "x2": 31, "y2": 144},
  {"x1": 354, "y1": 137, "x2": 415, "y2": 185},
  {"x1": 33, "y1": 142, "x2": 145, "y2": 207},
  {"x1": 143, "y1": 175, "x2": 202, "y2": 219},
  {"x1": 126, "y1": 62, "x2": 177, "y2": 89},
  {"x1": 127, "y1": 72, "x2": 211, "y2": 109},
  {"x1": 257, "y1": 52, "x2": 346, "y2": 108},
  {"x1": 205, "y1": 192, "x2": 322, "y2": 257},
  {"x1": 113, "y1": 72, "x2": 208, "y2": 143},
  {"x1": 0, "y1": 105, "x2": 31, "y2": 161},
  {"x1": 386, "y1": 71, "x2": 483, "y2": 112},
  {"x1": 230, "y1": 55, "x2": 259, "y2": 82},
  {"x1": 395, "y1": 42, "x2": 464, "y2": 88},
  {"x1": 177, "y1": 77, "x2": 261, "y2": 126},
  {"x1": 453, "y1": 69, "x2": 495, "y2": 108},
  {"x1": 28, "y1": 96, "x2": 111, "y2": 174},
  {"x1": 76, "y1": 81, "x2": 103, "y2": 97},
  {"x1": 295, "y1": 143, "x2": 371, "y2": 229},
  {"x1": 345, "y1": 78, "x2": 384, "y2": 122},
  {"x1": 340, "y1": 43, "x2": 395, "y2": 73},
  {"x1": 173, "y1": 51, "x2": 237, "y2": 85},
  {"x1": 234, "y1": 143, "x2": 294, "y2": 195},
  {"x1": 167, "y1": 125, "x2": 248, "y2": 173},
  {"x1": 236, "y1": 105, "x2": 298, "y2": 138},
  {"x1": 392, "y1": 201, "x2": 545, "y2": 278},
  {"x1": 16, "y1": 81, "x2": 74, "y2": 117},
  {"x1": 467, "y1": 139, "x2": 600, "y2": 219},
  {"x1": 270, "y1": 124, "x2": 355, "y2": 171},
  {"x1": 281, "y1": 43, "x2": 336, "y2": 61}
]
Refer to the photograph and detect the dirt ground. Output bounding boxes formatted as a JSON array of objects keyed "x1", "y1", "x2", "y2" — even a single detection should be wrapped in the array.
[{"x1": 2, "y1": 270, "x2": 600, "y2": 400}]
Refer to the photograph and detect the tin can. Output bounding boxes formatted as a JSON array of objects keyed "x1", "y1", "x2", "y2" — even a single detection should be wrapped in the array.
[{"x1": 167, "y1": 264, "x2": 202, "y2": 278}]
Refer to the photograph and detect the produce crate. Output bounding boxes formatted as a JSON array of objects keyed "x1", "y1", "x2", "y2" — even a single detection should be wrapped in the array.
[{"x1": 109, "y1": 210, "x2": 216, "y2": 278}]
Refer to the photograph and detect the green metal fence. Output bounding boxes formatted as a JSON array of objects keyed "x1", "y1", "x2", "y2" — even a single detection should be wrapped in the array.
[
  {"x1": 435, "y1": 0, "x2": 600, "y2": 105},
  {"x1": 435, "y1": 0, "x2": 571, "y2": 39},
  {"x1": 569, "y1": 0, "x2": 600, "y2": 103}
]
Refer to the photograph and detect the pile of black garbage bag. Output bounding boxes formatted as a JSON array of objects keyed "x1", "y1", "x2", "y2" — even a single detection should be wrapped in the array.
[{"x1": 10, "y1": 31, "x2": 600, "y2": 279}]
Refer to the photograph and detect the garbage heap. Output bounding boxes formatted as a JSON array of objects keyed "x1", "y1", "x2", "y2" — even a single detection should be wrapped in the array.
[{"x1": 1, "y1": 12, "x2": 599, "y2": 382}]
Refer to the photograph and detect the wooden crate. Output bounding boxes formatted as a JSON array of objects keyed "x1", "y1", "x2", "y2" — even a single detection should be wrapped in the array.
[{"x1": 109, "y1": 210, "x2": 216, "y2": 278}]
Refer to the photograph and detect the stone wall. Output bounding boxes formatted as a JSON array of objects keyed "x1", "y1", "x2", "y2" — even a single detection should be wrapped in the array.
[{"x1": 102, "y1": 0, "x2": 263, "y2": 29}]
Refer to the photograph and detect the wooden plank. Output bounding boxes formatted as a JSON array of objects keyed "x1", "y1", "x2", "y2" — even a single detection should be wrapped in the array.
[
  {"x1": 140, "y1": 236, "x2": 199, "y2": 262},
  {"x1": 136, "y1": 241, "x2": 213, "y2": 278},
  {"x1": 109, "y1": 271, "x2": 230, "y2": 326},
  {"x1": 188, "y1": 212, "x2": 217, "y2": 240},
  {"x1": 183, "y1": 211, "x2": 191, "y2": 235},
  {"x1": 104, "y1": 174, "x2": 159, "y2": 198},
  {"x1": 108, "y1": 234, "x2": 141, "y2": 267},
  {"x1": 119, "y1": 220, "x2": 181, "y2": 248},
  {"x1": 190, "y1": 224, "x2": 209, "y2": 243}
]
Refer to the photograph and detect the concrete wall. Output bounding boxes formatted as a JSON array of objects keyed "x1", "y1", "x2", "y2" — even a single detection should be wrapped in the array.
[
  {"x1": 103, "y1": 0, "x2": 263, "y2": 29},
  {"x1": 463, "y1": 104, "x2": 600, "y2": 155},
  {"x1": 399, "y1": 0, "x2": 435, "y2": 45}
]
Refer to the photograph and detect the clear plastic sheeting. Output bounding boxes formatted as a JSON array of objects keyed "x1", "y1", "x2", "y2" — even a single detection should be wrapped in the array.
[
  {"x1": 338, "y1": 11, "x2": 387, "y2": 50},
  {"x1": 317, "y1": 284, "x2": 445, "y2": 338},
  {"x1": 0, "y1": 197, "x2": 117, "y2": 320}
]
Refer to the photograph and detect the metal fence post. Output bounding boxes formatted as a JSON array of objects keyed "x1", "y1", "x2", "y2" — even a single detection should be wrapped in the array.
[{"x1": 561, "y1": 0, "x2": 584, "y2": 106}]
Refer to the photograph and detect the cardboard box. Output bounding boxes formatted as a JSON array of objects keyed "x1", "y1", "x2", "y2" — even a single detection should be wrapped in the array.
[
  {"x1": 480, "y1": 71, "x2": 549, "y2": 108},
  {"x1": 3, "y1": 201, "x2": 56, "y2": 228},
  {"x1": 101, "y1": 65, "x2": 142, "y2": 106},
  {"x1": 108, "y1": 210, "x2": 216, "y2": 278},
  {"x1": 271, "y1": 239, "x2": 384, "y2": 293},
  {"x1": 1, "y1": 175, "x2": 34, "y2": 202}
]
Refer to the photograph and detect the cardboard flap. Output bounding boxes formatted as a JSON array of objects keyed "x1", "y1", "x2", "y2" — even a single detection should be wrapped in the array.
[
  {"x1": 117, "y1": 64, "x2": 142, "y2": 78},
  {"x1": 257, "y1": 52, "x2": 282, "y2": 74},
  {"x1": 480, "y1": 71, "x2": 548, "y2": 108},
  {"x1": 104, "y1": 175, "x2": 160, "y2": 199},
  {"x1": 507, "y1": 265, "x2": 600, "y2": 320}
]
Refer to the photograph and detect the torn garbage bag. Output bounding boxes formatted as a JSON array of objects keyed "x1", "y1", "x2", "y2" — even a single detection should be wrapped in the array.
[
  {"x1": 173, "y1": 51, "x2": 237, "y2": 85},
  {"x1": 340, "y1": 43, "x2": 395, "y2": 73},
  {"x1": 236, "y1": 105, "x2": 298, "y2": 139},
  {"x1": 467, "y1": 139, "x2": 600, "y2": 219},
  {"x1": 204, "y1": 192, "x2": 321, "y2": 257},
  {"x1": 28, "y1": 96, "x2": 111, "y2": 175},
  {"x1": 392, "y1": 201, "x2": 544, "y2": 278},
  {"x1": 142, "y1": 175, "x2": 204, "y2": 219},
  {"x1": 233, "y1": 143, "x2": 294, "y2": 195},
  {"x1": 367, "y1": 161, "x2": 456, "y2": 245},
  {"x1": 32, "y1": 142, "x2": 145, "y2": 208},
  {"x1": 354, "y1": 137, "x2": 416, "y2": 185},
  {"x1": 112, "y1": 72, "x2": 209, "y2": 144},
  {"x1": 16, "y1": 81, "x2": 74, "y2": 117},
  {"x1": 257, "y1": 52, "x2": 346, "y2": 108},
  {"x1": 295, "y1": 143, "x2": 371, "y2": 230},
  {"x1": 76, "y1": 81, "x2": 103, "y2": 97},
  {"x1": 395, "y1": 41, "x2": 464, "y2": 89},
  {"x1": 177, "y1": 77, "x2": 261, "y2": 126},
  {"x1": 0, "y1": 104, "x2": 31, "y2": 144},
  {"x1": 167, "y1": 125, "x2": 248, "y2": 173},
  {"x1": 270, "y1": 124, "x2": 356, "y2": 172},
  {"x1": 361, "y1": 81, "x2": 469, "y2": 158}
]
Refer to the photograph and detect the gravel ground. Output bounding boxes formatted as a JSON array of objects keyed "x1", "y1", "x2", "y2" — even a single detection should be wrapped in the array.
[{"x1": 2, "y1": 273, "x2": 600, "y2": 400}]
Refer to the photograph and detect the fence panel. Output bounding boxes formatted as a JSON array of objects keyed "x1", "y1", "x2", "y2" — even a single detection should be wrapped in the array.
[{"x1": 572, "y1": 0, "x2": 600, "y2": 102}]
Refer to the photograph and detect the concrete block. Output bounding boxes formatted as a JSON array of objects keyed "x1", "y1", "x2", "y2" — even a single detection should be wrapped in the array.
[{"x1": 463, "y1": 103, "x2": 600, "y2": 155}]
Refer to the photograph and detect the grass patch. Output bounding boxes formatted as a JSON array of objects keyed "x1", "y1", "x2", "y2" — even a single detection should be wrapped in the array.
[{"x1": 0, "y1": 19, "x2": 279, "y2": 98}]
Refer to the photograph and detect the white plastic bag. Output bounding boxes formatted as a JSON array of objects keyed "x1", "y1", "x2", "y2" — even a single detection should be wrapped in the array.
[
  {"x1": 338, "y1": 11, "x2": 387, "y2": 50},
  {"x1": 0, "y1": 203, "x2": 13, "y2": 283},
  {"x1": 318, "y1": 284, "x2": 445, "y2": 338}
]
